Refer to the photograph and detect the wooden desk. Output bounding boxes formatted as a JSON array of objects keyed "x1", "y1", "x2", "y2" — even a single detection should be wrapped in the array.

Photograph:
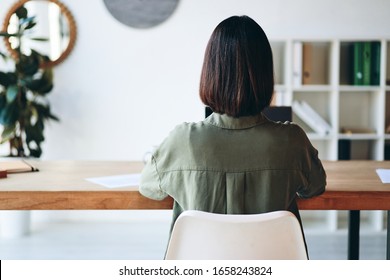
[
  {"x1": 1, "y1": 160, "x2": 389, "y2": 259},
  {"x1": 298, "y1": 161, "x2": 390, "y2": 260},
  {"x1": 0, "y1": 161, "x2": 172, "y2": 210}
]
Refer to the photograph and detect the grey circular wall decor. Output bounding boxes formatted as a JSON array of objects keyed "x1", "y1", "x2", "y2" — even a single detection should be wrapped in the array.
[{"x1": 103, "y1": 0, "x2": 180, "y2": 29}]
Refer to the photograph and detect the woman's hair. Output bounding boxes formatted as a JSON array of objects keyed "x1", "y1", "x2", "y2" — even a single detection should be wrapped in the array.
[{"x1": 199, "y1": 15, "x2": 274, "y2": 118}]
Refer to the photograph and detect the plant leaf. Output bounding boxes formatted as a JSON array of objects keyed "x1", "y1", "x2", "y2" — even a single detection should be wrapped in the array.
[
  {"x1": 29, "y1": 37, "x2": 49, "y2": 42},
  {"x1": 49, "y1": 113, "x2": 59, "y2": 121},
  {"x1": 0, "y1": 32, "x2": 19, "y2": 37},
  {"x1": 6, "y1": 85, "x2": 18, "y2": 103},
  {"x1": 0, "y1": 93, "x2": 6, "y2": 111},
  {"x1": 28, "y1": 146, "x2": 42, "y2": 158},
  {"x1": 25, "y1": 120, "x2": 45, "y2": 158},
  {"x1": 31, "y1": 102, "x2": 58, "y2": 122},
  {"x1": 16, "y1": 53, "x2": 40, "y2": 76},
  {"x1": 0, "y1": 124, "x2": 15, "y2": 144},
  {"x1": 15, "y1": 6, "x2": 28, "y2": 19},
  {"x1": 25, "y1": 123, "x2": 45, "y2": 143},
  {"x1": 0, "y1": 51, "x2": 7, "y2": 60},
  {"x1": 0, "y1": 101, "x2": 19, "y2": 126},
  {"x1": 20, "y1": 16, "x2": 35, "y2": 26},
  {"x1": 0, "y1": 72, "x2": 9, "y2": 87},
  {"x1": 24, "y1": 21, "x2": 37, "y2": 30},
  {"x1": 0, "y1": 72, "x2": 17, "y2": 87},
  {"x1": 25, "y1": 68, "x2": 54, "y2": 95}
]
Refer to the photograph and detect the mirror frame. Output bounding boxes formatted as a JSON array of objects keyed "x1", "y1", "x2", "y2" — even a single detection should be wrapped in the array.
[{"x1": 1, "y1": 0, "x2": 77, "y2": 68}]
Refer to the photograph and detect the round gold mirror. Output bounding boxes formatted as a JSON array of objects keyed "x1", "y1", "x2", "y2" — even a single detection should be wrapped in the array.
[{"x1": 2, "y1": 0, "x2": 76, "y2": 68}]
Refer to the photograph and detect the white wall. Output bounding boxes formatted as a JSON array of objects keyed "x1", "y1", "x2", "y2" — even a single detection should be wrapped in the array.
[{"x1": 1, "y1": 0, "x2": 390, "y2": 161}]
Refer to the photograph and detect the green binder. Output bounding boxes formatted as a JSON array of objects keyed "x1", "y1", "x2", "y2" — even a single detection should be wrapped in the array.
[
  {"x1": 353, "y1": 42, "x2": 364, "y2": 85},
  {"x1": 362, "y1": 42, "x2": 371, "y2": 85}
]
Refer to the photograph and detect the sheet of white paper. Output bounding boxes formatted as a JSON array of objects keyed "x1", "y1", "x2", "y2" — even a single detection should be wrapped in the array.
[
  {"x1": 86, "y1": 173, "x2": 141, "y2": 189},
  {"x1": 375, "y1": 169, "x2": 390, "y2": 183}
]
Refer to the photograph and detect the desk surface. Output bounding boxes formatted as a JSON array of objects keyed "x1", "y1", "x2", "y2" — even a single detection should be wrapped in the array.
[{"x1": 1, "y1": 160, "x2": 390, "y2": 210}]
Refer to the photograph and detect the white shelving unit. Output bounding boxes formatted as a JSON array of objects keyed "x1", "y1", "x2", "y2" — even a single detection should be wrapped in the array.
[{"x1": 271, "y1": 39, "x2": 390, "y2": 232}]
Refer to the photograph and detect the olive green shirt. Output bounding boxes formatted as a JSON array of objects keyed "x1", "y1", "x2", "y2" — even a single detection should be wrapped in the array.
[{"x1": 140, "y1": 113, "x2": 326, "y2": 235}]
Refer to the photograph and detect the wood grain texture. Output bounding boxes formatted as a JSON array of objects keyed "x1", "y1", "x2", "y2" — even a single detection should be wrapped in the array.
[
  {"x1": 298, "y1": 191, "x2": 390, "y2": 210},
  {"x1": 0, "y1": 191, "x2": 173, "y2": 210},
  {"x1": 1, "y1": 160, "x2": 390, "y2": 210}
]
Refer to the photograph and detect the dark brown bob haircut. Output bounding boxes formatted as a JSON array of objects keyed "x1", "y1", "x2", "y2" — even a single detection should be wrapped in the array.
[{"x1": 199, "y1": 15, "x2": 274, "y2": 118}]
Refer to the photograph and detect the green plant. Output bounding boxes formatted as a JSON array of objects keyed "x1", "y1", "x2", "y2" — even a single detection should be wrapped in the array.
[{"x1": 0, "y1": 6, "x2": 58, "y2": 157}]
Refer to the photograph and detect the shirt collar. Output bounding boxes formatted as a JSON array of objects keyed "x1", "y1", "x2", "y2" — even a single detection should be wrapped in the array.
[{"x1": 205, "y1": 112, "x2": 269, "y2": 129}]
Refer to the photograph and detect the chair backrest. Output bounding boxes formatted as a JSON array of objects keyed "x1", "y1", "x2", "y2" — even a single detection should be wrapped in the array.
[{"x1": 165, "y1": 210, "x2": 308, "y2": 260}]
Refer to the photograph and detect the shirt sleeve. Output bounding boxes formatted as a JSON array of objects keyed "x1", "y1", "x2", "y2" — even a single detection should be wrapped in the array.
[
  {"x1": 294, "y1": 126, "x2": 327, "y2": 199},
  {"x1": 139, "y1": 155, "x2": 168, "y2": 200},
  {"x1": 297, "y1": 144, "x2": 327, "y2": 199}
]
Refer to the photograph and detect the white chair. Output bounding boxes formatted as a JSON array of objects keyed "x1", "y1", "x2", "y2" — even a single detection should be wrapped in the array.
[{"x1": 165, "y1": 210, "x2": 308, "y2": 260}]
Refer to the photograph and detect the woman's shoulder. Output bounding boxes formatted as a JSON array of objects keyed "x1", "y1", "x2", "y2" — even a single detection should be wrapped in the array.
[
  {"x1": 267, "y1": 120, "x2": 310, "y2": 141},
  {"x1": 161, "y1": 120, "x2": 206, "y2": 144},
  {"x1": 154, "y1": 121, "x2": 208, "y2": 161},
  {"x1": 170, "y1": 119, "x2": 209, "y2": 134},
  {"x1": 268, "y1": 119, "x2": 305, "y2": 131},
  {"x1": 172, "y1": 118, "x2": 307, "y2": 135}
]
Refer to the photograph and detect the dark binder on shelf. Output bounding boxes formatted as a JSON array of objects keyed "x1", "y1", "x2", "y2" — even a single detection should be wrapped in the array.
[
  {"x1": 338, "y1": 139, "x2": 351, "y2": 160},
  {"x1": 371, "y1": 41, "x2": 381, "y2": 86},
  {"x1": 385, "y1": 143, "x2": 390, "y2": 160}
]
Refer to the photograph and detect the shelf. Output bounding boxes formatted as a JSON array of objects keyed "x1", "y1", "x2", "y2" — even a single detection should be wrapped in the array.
[
  {"x1": 339, "y1": 85, "x2": 382, "y2": 91},
  {"x1": 306, "y1": 133, "x2": 334, "y2": 140},
  {"x1": 269, "y1": 38, "x2": 389, "y2": 161},
  {"x1": 338, "y1": 133, "x2": 380, "y2": 140},
  {"x1": 270, "y1": 38, "x2": 390, "y2": 231},
  {"x1": 292, "y1": 85, "x2": 332, "y2": 91}
]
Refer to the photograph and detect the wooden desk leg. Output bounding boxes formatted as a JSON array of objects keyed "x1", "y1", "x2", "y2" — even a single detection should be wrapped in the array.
[
  {"x1": 387, "y1": 210, "x2": 390, "y2": 260},
  {"x1": 348, "y1": 210, "x2": 360, "y2": 260}
]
